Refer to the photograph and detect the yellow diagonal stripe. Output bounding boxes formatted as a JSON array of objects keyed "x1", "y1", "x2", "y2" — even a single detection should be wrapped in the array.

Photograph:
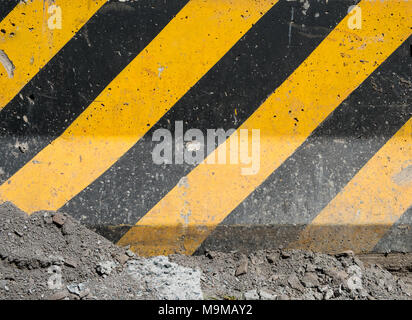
[
  {"x1": 118, "y1": 0, "x2": 412, "y2": 256},
  {"x1": 0, "y1": 0, "x2": 278, "y2": 212},
  {"x1": 289, "y1": 118, "x2": 412, "y2": 254},
  {"x1": 0, "y1": 0, "x2": 106, "y2": 109}
]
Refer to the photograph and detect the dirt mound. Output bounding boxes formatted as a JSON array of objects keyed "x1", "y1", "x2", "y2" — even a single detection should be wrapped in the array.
[
  {"x1": 0, "y1": 202, "x2": 411, "y2": 300},
  {"x1": 0, "y1": 202, "x2": 202, "y2": 300}
]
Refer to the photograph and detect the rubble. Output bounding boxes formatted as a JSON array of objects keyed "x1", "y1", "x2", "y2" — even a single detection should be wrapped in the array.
[{"x1": 0, "y1": 202, "x2": 411, "y2": 300}]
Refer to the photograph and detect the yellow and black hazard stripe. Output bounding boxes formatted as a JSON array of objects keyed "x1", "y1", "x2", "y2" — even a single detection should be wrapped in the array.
[
  {"x1": 0, "y1": 0, "x2": 411, "y2": 256},
  {"x1": 0, "y1": 0, "x2": 189, "y2": 183}
]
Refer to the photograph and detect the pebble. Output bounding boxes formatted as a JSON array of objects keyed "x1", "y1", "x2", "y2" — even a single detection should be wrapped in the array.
[
  {"x1": 52, "y1": 213, "x2": 67, "y2": 227},
  {"x1": 116, "y1": 254, "x2": 130, "y2": 265},
  {"x1": 244, "y1": 289, "x2": 259, "y2": 300},
  {"x1": 235, "y1": 260, "x2": 248, "y2": 277},
  {"x1": 96, "y1": 261, "x2": 116, "y2": 276},
  {"x1": 125, "y1": 249, "x2": 135, "y2": 258},
  {"x1": 64, "y1": 258, "x2": 78, "y2": 268},
  {"x1": 67, "y1": 283, "x2": 88, "y2": 296},
  {"x1": 281, "y1": 251, "x2": 292, "y2": 259},
  {"x1": 47, "y1": 290, "x2": 68, "y2": 300},
  {"x1": 324, "y1": 289, "x2": 334, "y2": 300},
  {"x1": 301, "y1": 272, "x2": 320, "y2": 288},
  {"x1": 259, "y1": 289, "x2": 277, "y2": 300},
  {"x1": 288, "y1": 274, "x2": 304, "y2": 292}
]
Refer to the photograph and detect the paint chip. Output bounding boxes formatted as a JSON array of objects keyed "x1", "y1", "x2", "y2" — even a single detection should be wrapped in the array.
[{"x1": 0, "y1": 49, "x2": 15, "y2": 78}]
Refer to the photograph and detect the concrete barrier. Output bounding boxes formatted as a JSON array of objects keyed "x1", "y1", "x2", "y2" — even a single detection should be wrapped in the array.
[{"x1": 0, "y1": 0, "x2": 411, "y2": 255}]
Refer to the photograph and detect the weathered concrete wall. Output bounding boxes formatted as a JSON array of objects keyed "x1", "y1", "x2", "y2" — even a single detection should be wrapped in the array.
[{"x1": 0, "y1": 0, "x2": 411, "y2": 255}]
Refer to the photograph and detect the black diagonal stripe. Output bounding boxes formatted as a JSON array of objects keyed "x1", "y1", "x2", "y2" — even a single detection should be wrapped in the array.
[
  {"x1": 0, "y1": 0, "x2": 189, "y2": 184},
  {"x1": 374, "y1": 206, "x2": 412, "y2": 253},
  {"x1": 0, "y1": 1, "x2": 19, "y2": 23},
  {"x1": 61, "y1": 0, "x2": 358, "y2": 240},
  {"x1": 197, "y1": 37, "x2": 412, "y2": 253}
]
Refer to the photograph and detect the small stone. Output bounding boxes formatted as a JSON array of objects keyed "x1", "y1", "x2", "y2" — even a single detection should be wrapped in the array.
[
  {"x1": 235, "y1": 260, "x2": 248, "y2": 276},
  {"x1": 67, "y1": 283, "x2": 88, "y2": 296},
  {"x1": 244, "y1": 289, "x2": 259, "y2": 300},
  {"x1": 79, "y1": 288, "x2": 90, "y2": 299},
  {"x1": 61, "y1": 220, "x2": 75, "y2": 235},
  {"x1": 0, "y1": 280, "x2": 8, "y2": 290},
  {"x1": 259, "y1": 289, "x2": 277, "y2": 300},
  {"x1": 43, "y1": 213, "x2": 53, "y2": 224},
  {"x1": 301, "y1": 272, "x2": 320, "y2": 288},
  {"x1": 353, "y1": 257, "x2": 365, "y2": 270},
  {"x1": 346, "y1": 275, "x2": 363, "y2": 291},
  {"x1": 116, "y1": 254, "x2": 129, "y2": 265},
  {"x1": 313, "y1": 291, "x2": 324, "y2": 300},
  {"x1": 52, "y1": 213, "x2": 67, "y2": 227},
  {"x1": 266, "y1": 255, "x2": 277, "y2": 263},
  {"x1": 386, "y1": 265, "x2": 401, "y2": 272},
  {"x1": 335, "y1": 250, "x2": 354, "y2": 258},
  {"x1": 288, "y1": 274, "x2": 304, "y2": 292},
  {"x1": 67, "y1": 284, "x2": 81, "y2": 295},
  {"x1": 281, "y1": 250, "x2": 292, "y2": 259},
  {"x1": 324, "y1": 267, "x2": 348, "y2": 284},
  {"x1": 324, "y1": 289, "x2": 334, "y2": 300},
  {"x1": 205, "y1": 250, "x2": 215, "y2": 259},
  {"x1": 270, "y1": 274, "x2": 280, "y2": 282},
  {"x1": 125, "y1": 249, "x2": 135, "y2": 257},
  {"x1": 64, "y1": 258, "x2": 78, "y2": 268},
  {"x1": 49, "y1": 255, "x2": 64, "y2": 266},
  {"x1": 47, "y1": 290, "x2": 68, "y2": 300},
  {"x1": 96, "y1": 261, "x2": 116, "y2": 276},
  {"x1": 305, "y1": 263, "x2": 316, "y2": 272},
  {"x1": 277, "y1": 294, "x2": 290, "y2": 300}
]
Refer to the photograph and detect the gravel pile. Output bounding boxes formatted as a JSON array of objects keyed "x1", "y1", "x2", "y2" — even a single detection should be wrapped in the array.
[
  {"x1": 0, "y1": 202, "x2": 202, "y2": 300},
  {"x1": 171, "y1": 249, "x2": 412, "y2": 300},
  {"x1": 0, "y1": 202, "x2": 411, "y2": 300}
]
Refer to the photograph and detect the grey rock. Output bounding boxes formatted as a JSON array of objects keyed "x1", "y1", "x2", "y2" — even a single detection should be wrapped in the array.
[
  {"x1": 52, "y1": 213, "x2": 67, "y2": 227},
  {"x1": 61, "y1": 220, "x2": 75, "y2": 235},
  {"x1": 244, "y1": 289, "x2": 259, "y2": 300},
  {"x1": 115, "y1": 254, "x2": 129, "y2": 265},
  {"x1": 281, "y1": 250, "x2": 292, "y2": 259},
  {"x1": 235, "y1": 260, "x2": 248, "y2": 276},
  {"x1": 301, "y1": 272, "x2": 320, "y2": 288},
  {"x1": 259, "y1": 289, "x2": 277, "y2": 300},
  {"x1": 335, "y1": 250, "x2": 355, "y2": 258},
  {"x1": 0, "y1": 280, "x2": 8, "y2": 290},
  {"x1": 324, "y1": 289, "x2": 334, "y2": 300},
  {"x1": 67, "y1": 283, "x2": 87, "y2": 297},
  {"x1": 64, "y1": 258, "x2": 78, "y2": 268},
  {"x1": 96, "y1": 261, "x2": 116, "y2": 276},
  {"x1": 288, "y1": 274, "x2": 304, "y2": 292},
  {"x1": 125, "y1": 249, "x2": 135, "y2": 257},
  {"x1": 126, "y1": 256, "x2": 203, "y2": 300},
  {"x1": 47, "y1": 290, "x2": 68, "y2": 300},
  {"x1": 346, "y1": 275, "x2": 363, "y2": 291}
]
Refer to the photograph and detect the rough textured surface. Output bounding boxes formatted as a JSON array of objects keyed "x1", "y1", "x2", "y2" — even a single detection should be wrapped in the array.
[
  {"x1": 0, "y1": 203, "x2": 202, "y2": 300},
  {"x1": 0, "y1": 203, "x2": 411, "y2": 300},
  {"x1": 171, "y1": 250, "x2": 412, "y2": 300}
]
